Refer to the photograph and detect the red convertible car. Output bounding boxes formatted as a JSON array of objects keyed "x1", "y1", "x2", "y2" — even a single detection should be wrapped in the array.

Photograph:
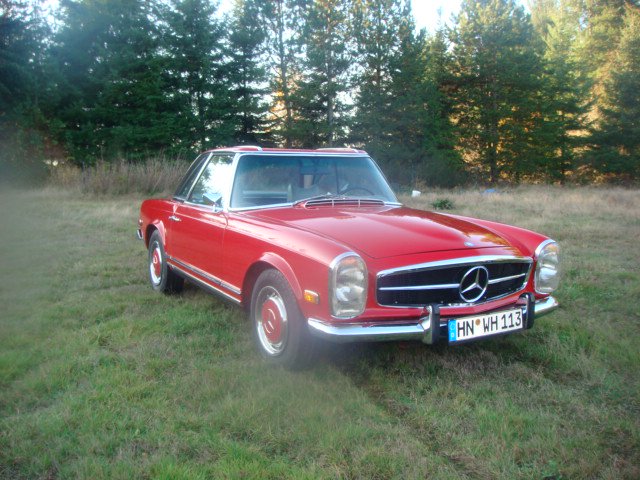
[{"x1": 138, "y1": 147, "x2": 560, "y2": 367}]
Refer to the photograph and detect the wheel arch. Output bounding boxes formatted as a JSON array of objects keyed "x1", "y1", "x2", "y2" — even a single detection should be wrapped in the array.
[
  {"x1": 145, "y1": 222, "x2": 166, "y2": 248},
  {"x1": 242, "y1": 253, "x2": 304, "y2": 311}
]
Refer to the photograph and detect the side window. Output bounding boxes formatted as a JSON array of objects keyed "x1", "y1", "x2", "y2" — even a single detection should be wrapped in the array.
[
  {"x1": 174, "y1": 153, "x2": 210, "y2": 200},
  {"x1": 188, "y1": 155, "x2": 234, "y2": 206}
]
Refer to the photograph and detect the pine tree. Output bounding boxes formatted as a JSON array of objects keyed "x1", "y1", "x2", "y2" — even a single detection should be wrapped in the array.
[
  {"x1": 227, "y1": 0, "x2": 270, "y2": 145},
  {"x1": 450, "y1": 0, "x2": 545, "y2": 183},
  {"x1": 291, "y1": 0, "x2": 352, "y2": 147},
  {"x1": 384, "y1": 20, "x2": 429, "y2": 186},
  {"x1": 573, "y1": 0, "x2": 626, "y2": 90},
  {"x1": 351, "y1": 0, "x2": 407, "y2": 163},
  {"x1": 589, "y1": 5, "x2": 640, "y2": 180},
  {"x1": 531, "y1": 0, "x2": 591, "y2": 182},
  {"x1": 52, "y1": 0, "x2": 176, "y2": 162},
  {"x1": 351, "y1": 1, "x2": 462, "y2": 187},
  {"x1": 164, "y1": 0, "x2": 231, "y2": 152},
  {"x1": 0, "y1": 0, "x2": 50, "y2": 180},
  {"x1": 0, "y1": 1, "x2": 40, "y2": 115},
  {"x1": 257, "y1": 0, "x2": 307, "y2": 147},
  {"x1": 419, "y1": 28, "x2": 465, "y2": 187}
]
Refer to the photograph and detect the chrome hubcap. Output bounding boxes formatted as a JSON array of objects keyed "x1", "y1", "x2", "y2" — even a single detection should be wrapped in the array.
[
  {"x1": 255, "y1": 286, "x2": 287, "y2": 355},
  {"x1": 150, "y1": 243, "x2": 162, "y2": 285}
]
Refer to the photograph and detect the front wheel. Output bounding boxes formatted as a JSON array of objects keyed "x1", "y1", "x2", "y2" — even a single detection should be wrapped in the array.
[
  {"x1": 148, "y1": 231, "x2": 184, "y2": 294},
  {"x1": 250, "y1": 269, "x2": 314, "y2": 368}
]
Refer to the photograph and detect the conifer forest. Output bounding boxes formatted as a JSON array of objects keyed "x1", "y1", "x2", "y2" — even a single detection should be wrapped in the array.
[{"x1": 1, "y1": 0, "x2": 639, "y2": 186}]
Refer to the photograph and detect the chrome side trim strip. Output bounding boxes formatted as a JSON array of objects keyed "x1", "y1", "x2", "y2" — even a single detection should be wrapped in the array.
[
  {"x1": 169, "y1": 263, "x2": 241, "y2": 305},
  {"x1": 534, "y1": 296, "x2": 558, "y2": 317},
  {"x1": 167, "y1": 256, "x2": 242, "y2": 295},
  {"x1": 377, "y1": 255, "x2": 532, "y2": 278},
  {"x1": 221, "y1": 281, "x2": 242, "y2": 295}
]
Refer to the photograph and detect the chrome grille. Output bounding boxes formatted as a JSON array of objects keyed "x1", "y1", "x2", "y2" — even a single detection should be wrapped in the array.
[{"x1": 377, "y1": 257, "x2": 532, "y2": 307}]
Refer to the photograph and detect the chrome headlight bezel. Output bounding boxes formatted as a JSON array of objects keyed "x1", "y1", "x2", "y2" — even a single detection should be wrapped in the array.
[
  {"x1": 534, "y1": 240, "x2": 560, "y2": 294},
  {"x1": 329, "y1": 252, "x2": 368, "y2": 318}
]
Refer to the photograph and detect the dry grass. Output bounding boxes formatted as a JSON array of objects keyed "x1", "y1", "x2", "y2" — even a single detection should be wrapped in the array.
[
  {"x1": 404, "y1": 185, "x2": 640, "y2": 228},
  {"x1": 47, "y1": 158, "x2": 188, "y2": 196}
]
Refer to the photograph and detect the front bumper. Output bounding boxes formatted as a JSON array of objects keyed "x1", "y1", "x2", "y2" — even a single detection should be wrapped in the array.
[{"x1": 307, "y1": 295, "x2": 558, "y2": 344}]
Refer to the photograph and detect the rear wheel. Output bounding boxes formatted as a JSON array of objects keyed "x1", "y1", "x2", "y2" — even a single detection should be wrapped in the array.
[
  {"x1": 251, "y1": 269, "x2": 314, "y2": 368},
  {"x1": 148, "y1": 231, "x2": 183, "y2": 294}
]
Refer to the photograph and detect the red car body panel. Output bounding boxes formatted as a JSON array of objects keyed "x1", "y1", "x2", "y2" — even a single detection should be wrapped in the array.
[{"x1": 249, "y1": 205, "x2": 524, "y2": 258}]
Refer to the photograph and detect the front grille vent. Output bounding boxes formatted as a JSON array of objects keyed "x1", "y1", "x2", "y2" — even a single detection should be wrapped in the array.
[{"x1": 377, "y1": 258, "x2": 532, "y2": 307}]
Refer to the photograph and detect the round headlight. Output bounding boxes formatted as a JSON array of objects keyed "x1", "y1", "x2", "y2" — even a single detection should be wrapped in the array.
[
  {"x1": 329, "y1": 253, "x2": 368, "y2": 318},
  {"x1": 535, "y1": 240, "x2": 560, "y2": 294}
]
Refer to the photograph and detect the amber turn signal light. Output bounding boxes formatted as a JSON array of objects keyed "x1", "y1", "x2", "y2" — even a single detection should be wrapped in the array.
[{"x1": 303, "y1": 290, "x2": 319, "y2": 304}]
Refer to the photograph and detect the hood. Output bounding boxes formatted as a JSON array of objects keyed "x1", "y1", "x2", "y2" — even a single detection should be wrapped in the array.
[{"x1": 248, "y1": 205, "x2": 519, "y2": 259}]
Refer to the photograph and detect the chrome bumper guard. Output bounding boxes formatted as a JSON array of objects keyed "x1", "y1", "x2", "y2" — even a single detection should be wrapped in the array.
[
  {"x1": 136, "y1": 229, "x2": 143, "y2": 240},
  {"x1": 532, "y1": 295, "x2": 558, "y2": 317},
  {"x1": 307, "y1": 295, "x2": 558, "y2": 343}
]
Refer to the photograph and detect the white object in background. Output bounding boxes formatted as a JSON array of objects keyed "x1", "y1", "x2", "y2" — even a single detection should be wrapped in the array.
[{"x1": 411, "y1": 190, "x2": 421, "y2": 198}]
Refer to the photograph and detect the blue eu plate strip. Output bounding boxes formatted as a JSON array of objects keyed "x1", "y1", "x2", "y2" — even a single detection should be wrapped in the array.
[{"x1": 448, "y1": 321, "x2": 457, "y2": 342}]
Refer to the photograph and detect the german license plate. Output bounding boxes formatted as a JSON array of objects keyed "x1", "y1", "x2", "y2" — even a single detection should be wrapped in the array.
[{"x1": 448, "y1": 308, "x2": 524, "y2": 343}]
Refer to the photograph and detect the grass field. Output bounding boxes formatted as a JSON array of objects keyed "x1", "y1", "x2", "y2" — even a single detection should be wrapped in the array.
[{"x1": 1, "y1": 186, "x2": 638, "y2": 479}]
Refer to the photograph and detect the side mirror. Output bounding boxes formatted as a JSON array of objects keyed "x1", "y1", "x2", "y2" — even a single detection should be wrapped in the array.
[{"x1": 202, "y1": 193, "x2": 223, "y2": 212}]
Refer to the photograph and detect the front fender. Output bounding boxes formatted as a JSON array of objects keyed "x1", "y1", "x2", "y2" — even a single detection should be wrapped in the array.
[
  {"x1": 257, "y1": 252, "x2": 304, "y2": 302},
  {"x1": 144, "y1": 220, "x2": 167, "y2": 248}
]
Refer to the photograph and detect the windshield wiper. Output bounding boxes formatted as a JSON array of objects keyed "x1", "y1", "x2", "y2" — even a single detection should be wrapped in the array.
[{"x1": 292, "y1": 193, "x2": 342, "y2": 207}]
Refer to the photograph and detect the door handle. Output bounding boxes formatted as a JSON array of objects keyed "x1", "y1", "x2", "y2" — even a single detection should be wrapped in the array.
[{"x1": 168, "y1": 215, "x2": 181, "y2": 222}]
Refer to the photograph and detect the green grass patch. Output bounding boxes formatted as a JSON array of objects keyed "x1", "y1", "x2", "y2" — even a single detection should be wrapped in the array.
[{"x1": 1, "y1": 187, "x2": 639, "y2": 479}]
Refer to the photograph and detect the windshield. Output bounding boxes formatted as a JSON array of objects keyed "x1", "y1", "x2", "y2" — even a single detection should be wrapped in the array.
[{"x1": 230, "y1": 155, "x2": 398, "y2": 209}]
